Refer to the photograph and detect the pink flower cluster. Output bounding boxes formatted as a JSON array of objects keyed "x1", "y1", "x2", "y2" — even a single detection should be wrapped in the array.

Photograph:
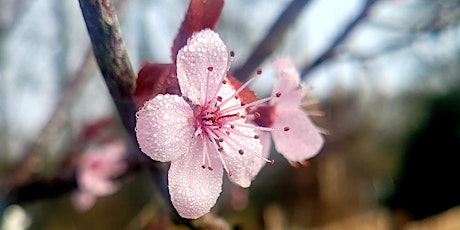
[{"x1": 135, "y1": 29, "x2": 324, "y2": 219}]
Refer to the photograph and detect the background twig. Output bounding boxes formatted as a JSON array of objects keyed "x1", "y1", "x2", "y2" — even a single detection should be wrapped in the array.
[
  {"x1": 232, "y1": 0, "x2": 312, "y2": 82},
  {"x1": 300, "y1": 0, "x2": 378, "y2": 79}
]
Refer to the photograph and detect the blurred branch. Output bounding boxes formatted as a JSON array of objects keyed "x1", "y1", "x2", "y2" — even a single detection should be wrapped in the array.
[
  {"x1": 300, "y1": 0, "x2": 378, "y2": 79},
  {"x1": 4, "y1": 49, "x2": 94, "y2": 191},
  {"x1": 232, "y1": 0, "x2": 312, "y2": 82},
  {"x1": 0, "y1": 0, "x2": 28, "y2": 40},
  {"x1": 3, "y1": 0, "x2": 132, "y2": 194}
]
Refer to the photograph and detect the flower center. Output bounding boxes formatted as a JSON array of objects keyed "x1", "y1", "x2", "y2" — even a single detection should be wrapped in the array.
[{"x1": 191, "y1": 61, "x2": 289, "y2": 176}]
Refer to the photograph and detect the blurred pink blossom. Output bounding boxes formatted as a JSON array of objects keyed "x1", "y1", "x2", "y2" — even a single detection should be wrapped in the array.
[
  {"x1": 72, "y1": 140, "x2": 127, "y2": 211},
  {"x1": 252, "y1": 58, "x2": 324, "y2": 166}
]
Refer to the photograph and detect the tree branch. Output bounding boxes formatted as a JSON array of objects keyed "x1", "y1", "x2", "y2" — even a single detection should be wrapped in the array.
[
  {"x1": 300, "y1": 0, "x2": 378, "y2": 79},
  {"x1": 78, "y1": 0, "x2": 137, "y2": 134},
  {"x1": 78, "y1": 0, "x2": 191, "y2": 225},
  {"x1": 232, "y1": 0, "x2": 312, "y2": 82}
]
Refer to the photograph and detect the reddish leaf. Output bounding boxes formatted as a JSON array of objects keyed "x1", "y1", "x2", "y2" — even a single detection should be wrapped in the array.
[
  {"x1": 134, "y1": 62, "x2": 179, "y2": 108},
  {"x1": 226, "y1": 73, "x2": 258, "y2": 105},
  {"x1": 172, "y1": 0, "x2": 224, "y2": 63}
]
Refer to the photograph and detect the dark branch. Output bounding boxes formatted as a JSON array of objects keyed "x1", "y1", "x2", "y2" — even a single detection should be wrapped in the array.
[
  {"x1": 78, "y1": 0, "x2": 137, "y2": 134},
  {"x1": 300, "y1": 0, "x2": 378, "y2": 79},
  {"x1": 232, "y1": 0, "x2": 312, "y2": 82}
]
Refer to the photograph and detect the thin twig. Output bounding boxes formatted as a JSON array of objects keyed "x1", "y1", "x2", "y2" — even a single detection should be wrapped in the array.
[
  {"x1": 232, "y1": 0, "x2": 312, "y2": 82},
  {"x1": 300, "y1": 0, "x2": 378, "y2": 79},
  {"x1": 4, "y1": 49, "x2": 94, "y2": 191}
]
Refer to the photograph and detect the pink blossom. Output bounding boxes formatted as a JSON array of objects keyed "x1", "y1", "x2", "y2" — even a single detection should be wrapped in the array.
[
  {"x1": 252, "y1": 58, "x2": 324, "y2": 165},
  {"x1": 72, "y1": 140, "x2": 127, "y2": 211},
  {"x1": 135, "y1": 29, "x2": 272, "y2": 219}
]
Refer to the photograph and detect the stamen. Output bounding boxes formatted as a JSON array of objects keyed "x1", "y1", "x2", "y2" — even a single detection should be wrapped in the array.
[
  {"x1": 205, "y1": 129, "x2": 232, "y2": 176},
  {"x1": 204, "y1": 66, "x2": 214, "y2": 104},
  {"x1": 219, "y1": 71, "x2": 262, "y2": 108},
  {"x1": 307, "y1": 111, "x2": 326, "y2": 117},
  {"x1": 317, "y1": 127, "x2": 331, "y2": 135},
  {"x1": 214, "y1": 128, "x2": 274, "y2": 165},
  {"x1": 302, "y1": 100, "x2": 318, "y2": 107},
  {"x1": 218, "y1": 95, "x2": 276, "y2": 115},
  {"x1": 201, "y1": 136, "x2": 212, "y2": 170}
]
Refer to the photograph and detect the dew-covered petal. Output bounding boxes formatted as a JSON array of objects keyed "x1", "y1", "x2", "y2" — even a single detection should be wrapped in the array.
[
  {"x1": 270, "y1": 58, "x2": 303, "y2": 108},
  {"x1": 135, "y1": 94, "x2": 194, "y2": 162},
  {"x1": 257, "y1": 130, "x2": 272, "y2": 161},
  {"x1": 221, "y1": 127, "x2": 264, "y2": 188},
  {"x1": 176, "y1": 29, "x2": 228, "y2": 105},
  {"x1": 168, "y1": 139, "x2": 223, "y2": 219},
  {"x1": 272, "y1": 108, "x2": 324, "y2": 162}
]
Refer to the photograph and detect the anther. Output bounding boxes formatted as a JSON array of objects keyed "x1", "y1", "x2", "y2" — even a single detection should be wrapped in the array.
[
  {"x1": 218, "y1": 137, "x2": 224, "y2": 142},
  {"x1": 208, "y1": 66, "x2": 214, "y2": 72},
  {"x1": 217, "y1": 96, "x2": 223, "y2": 102},
  {"x1": 269, "y1": 160, "x2": 275, "y2": 166},
  {"x1": 230, "y1": 125, "x2": 235, "y2": 129},
  {"x1": 228, "y1": 171, "x2": 233, "y2": 176},
  {"x1": 218, "y1": 147, "x2": 224, "y2": 152},
  {"x1": 254, "y1": 135, "x2": 260, "y2": 139},
  {"x1": 254, "y1": 112, "x2": 261, "y2": 118},
  {"x1": 275, "y1": 92, "x2": 282, "y2": 97},
  {"x1": 301, "y1": 161, "x2": 310, "y2": 167},
  {"x1": 284, "y1": 126, "x2": 290, "y2": 131},
  {"x1": 222, "y1": 79, "x2": 227, "y2": 84},
  {"x1": 208, "y1": 167, "x2": 214, "y2": 171},
  {"x1": 238, "y1": 149, "x2": 244, "y2": 155},
  {"x1": 256, "y1": 69, "x2": 262, "y2": 75},
  {"x1": 201, "y1": 165, "x2": 207, "y2": 169},
  {"x1": 230, "y1": 51, "x2": 235, "y2": 57}
]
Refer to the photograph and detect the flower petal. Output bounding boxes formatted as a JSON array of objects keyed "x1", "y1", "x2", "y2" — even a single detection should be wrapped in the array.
[
  {"x1": 272, "y1": 108, "x2": 324, "y2": 162},
  {"x1": 257, "y1": 130, "x2": 272, "y2": 161},
  {"x1": 270, "y1": 58, "x2": 303, "y2": 108},
  {"x1": 221, "y1": 127, "x2": 265, "y2": 188},
  {"x1": 135, "y1": 94, "x2": 195, "y2": 162},
  {"x1": 176, "y1": 29, "x2": 228, "y2": 105},
  {"x1": 168, "y1": 138, "x2": 223, "y2": 219}
]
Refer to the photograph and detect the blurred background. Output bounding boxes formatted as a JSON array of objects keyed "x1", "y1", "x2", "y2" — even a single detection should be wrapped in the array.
[{"x1": 1, "y1": 0, "x2": 460, "y2": 229}]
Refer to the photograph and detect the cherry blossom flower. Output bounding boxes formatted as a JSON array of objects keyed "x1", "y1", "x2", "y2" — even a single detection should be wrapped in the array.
[
  {"x1": 135, "y1": 29, "x2": 278, "y2": 219},
  {"x1": 72, "y1": 140, "x2": 127, "y2": 211},
  {"x1": 252, "y1": 58, "x2": 324, "y2": 166}
]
